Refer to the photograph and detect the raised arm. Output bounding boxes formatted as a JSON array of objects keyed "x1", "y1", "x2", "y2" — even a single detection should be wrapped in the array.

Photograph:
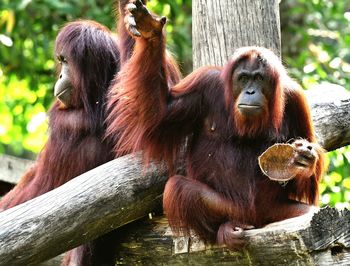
[
  {"x1": 106, "y1": 1, "x2": 226, "y2": 169},
  {"x1": 107, "y1": 0, "x2": 173, "y2": 154},
  {"x1": 108, "y1": 1, "x2": 236, "y2": 174},
  {"x1": 117, "y1": 0, "x2": 147, "y2": 64}
]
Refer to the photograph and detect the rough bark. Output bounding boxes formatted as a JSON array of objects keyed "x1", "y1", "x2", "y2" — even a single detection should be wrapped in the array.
[
  {"x1": 0, "y1": 154, "x2": 32, "y2": 184},
  {"x1": 1, "y1": 153, "x2": 349, "y2": 265},
  {"x1": 113, "y1": 207, "x2": 350, "y2": 265},
  {"x1": 306, "y1": 83, "x2": 350, "y2": 151},
  {"x1": 192, "y1": 0, "x2": 281, "y2": 68},
  {"x1": 0, "y1": 154, "x2": 167, "y2": 265}
]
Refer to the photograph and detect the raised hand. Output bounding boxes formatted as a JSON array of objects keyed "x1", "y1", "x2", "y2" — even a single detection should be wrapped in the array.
[
  {"x1": 291, "y1": 139, "x2": 318, "y2": 169},
  {"x1": 125, "y1": 0, "x2": 167, "y2": 39},
  {"x1": 290, "y1": 139, "x2": 321, "y2": 179}
]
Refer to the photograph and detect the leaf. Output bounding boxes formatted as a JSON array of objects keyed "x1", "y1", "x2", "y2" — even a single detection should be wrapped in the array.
[
  {"x1": 6, "y1": 10, "x2": 15, "y2": 33},
  {"x1": 258, "y1": 143, "x2": 299, "y2": 182}
]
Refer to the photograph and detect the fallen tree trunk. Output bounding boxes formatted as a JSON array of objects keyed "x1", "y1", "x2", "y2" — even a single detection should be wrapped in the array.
[
  {"x1": 0, "y1": 154, "x2": 167, "y2": 265},
  {"x1": 306, "y1": 83, "x2": 350, "y2": 151},
  {"x1": 113, "y1": 207, "x2": 350, "y2": 265}
]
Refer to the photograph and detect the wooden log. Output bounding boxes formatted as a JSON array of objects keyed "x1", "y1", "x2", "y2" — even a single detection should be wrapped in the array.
[
  {"x1": 306, "y1": 83, "x2": 350, "y2": 151},
  {"x1": 114, "y1": 207, "x2": 350, "y2": 265},
  {"x1": 0, "y1": 154, "x2": 167, "y2": 265},
  {"x1": 0, "y1": 154, "x2": 33, "y2": 184}
]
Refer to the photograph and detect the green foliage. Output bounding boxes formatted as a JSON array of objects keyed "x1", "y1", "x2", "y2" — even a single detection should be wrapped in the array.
[
  {"x1": 281, "y1": 0, "x2": 350, "y2": 208},
  {"x1": 0, "y1": 0, "x2": 115, "y2": 157},
  {"x1": 281, "y1": 0, "x2": 350, "y2": 89},
  {"x1": 0, "y1": 0, "x2": 348, "y2": 207},
  {"x1": 0, "y1": 0, "x2": 191, "y2": 158},
  {"x1": 148, "y1": 0, "x2": 192, "y2": 73},
  {"x1": 321, "y1": 148, "x2": 350, "y2": 208}
]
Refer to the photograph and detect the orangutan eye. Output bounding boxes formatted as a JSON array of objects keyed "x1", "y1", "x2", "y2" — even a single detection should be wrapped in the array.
[
  {"x1": 238, "y1": 74, "x2": 249, "y2": 84},
  {"x1": 57, "y1": 55, "x2": 67, "y2": 64},
  {"x1": 255, "y1": 74, "x2": 264, "y2": 82}
]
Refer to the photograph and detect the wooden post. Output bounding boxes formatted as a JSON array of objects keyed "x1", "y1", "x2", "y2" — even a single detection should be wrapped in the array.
[{"x1": 192, "y1": 0, "x2": 281, "y2": 68}]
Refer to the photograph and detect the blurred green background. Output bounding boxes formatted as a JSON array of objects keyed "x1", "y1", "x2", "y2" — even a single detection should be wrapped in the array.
[{"x1": 0, "y1": 0, "x2": 349, "y2": 208}]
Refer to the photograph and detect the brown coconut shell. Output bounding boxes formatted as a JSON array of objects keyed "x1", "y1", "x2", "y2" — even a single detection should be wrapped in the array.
[{"x1": 258, "y1": 143, "x2": 299, "y2": 182}]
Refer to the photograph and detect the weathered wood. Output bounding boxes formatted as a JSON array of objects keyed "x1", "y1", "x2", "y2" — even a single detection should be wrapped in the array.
[
  {"x1": 114, "y1": 207, "x2": 350, "y2": 265},
  {"x1": 192, "y1": 0, "x2": 281, "y2": 68},
  {"x1": 0, "y1": 154, "x2": 33, "y2": 184},
  {"x1": 0, "y1": 154, "x2": 167, "y2": 265},
  {"x1": 306, "y1": 83, "x2": 350, "y2": 151}
]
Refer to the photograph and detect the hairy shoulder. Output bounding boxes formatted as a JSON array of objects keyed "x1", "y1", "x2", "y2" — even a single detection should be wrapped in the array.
[{"x1": 171, "y1": 66, "x2": 224, "y2": 98}]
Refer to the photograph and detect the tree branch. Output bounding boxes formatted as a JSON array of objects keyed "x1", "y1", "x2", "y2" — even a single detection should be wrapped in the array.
[
  {"x1": 113, "y1": 207, "x2": 350, "y2": 265},
  {"x1": 306, "y1": 83, "x2": 350, "y2": 151},
  {"x1": 0, "y1": 154, "x2": 167, "y2": 265},
  {"x1": 0, "y1": 154, "x2": 32, "y2": 185}
]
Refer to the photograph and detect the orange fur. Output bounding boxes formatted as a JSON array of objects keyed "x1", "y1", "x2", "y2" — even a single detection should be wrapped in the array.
[{"x1": 106, "y1": 36, "x2": 181, "y2": 168}]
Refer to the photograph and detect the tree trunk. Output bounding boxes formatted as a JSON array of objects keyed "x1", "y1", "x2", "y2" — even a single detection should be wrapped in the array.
[
  {"x1": 1, "y1": 154, "x2": 349, "y2": 265},
  {"x1": 192, "y1": 0, "x2": 281, "y2": 68}
]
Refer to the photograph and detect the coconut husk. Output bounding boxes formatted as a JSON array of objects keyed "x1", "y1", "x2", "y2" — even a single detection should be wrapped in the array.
[{"x1": 258, "y1": 143, "x2": 299, "y2": 182}]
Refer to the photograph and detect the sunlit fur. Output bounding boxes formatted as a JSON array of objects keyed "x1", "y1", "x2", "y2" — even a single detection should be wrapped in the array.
[
  {"x1": 107, "y1": 28, "x2": 326, "y2": 247},
  {"x1": 106, "y1": 37, "x2": 182, "y2": 168}
]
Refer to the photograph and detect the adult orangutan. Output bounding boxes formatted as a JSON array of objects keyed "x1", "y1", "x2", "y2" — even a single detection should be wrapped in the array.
[
  {"x1": 0, "y1": 20, "x2": 120, "y2": 264},
  {"x1": 107, "y1": 0, "x2": 325, "y2": 248},
  {"x1": 0, "y1": 20, "x2": 119, "y2": 209}
]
